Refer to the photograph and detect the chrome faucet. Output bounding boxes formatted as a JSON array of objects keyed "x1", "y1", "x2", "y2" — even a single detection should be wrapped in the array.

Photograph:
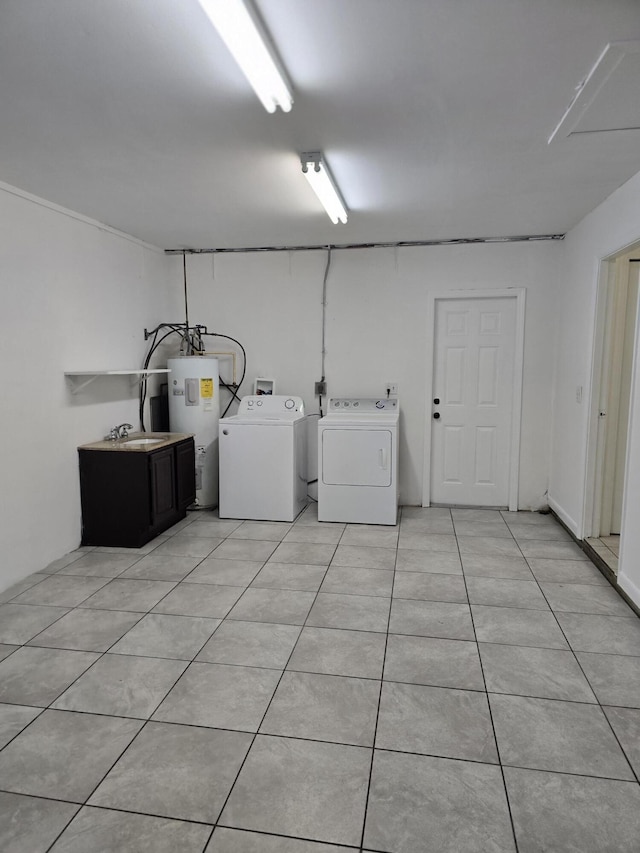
[
  {"x1": 106, "y1": 423, "x2": 133, "y2": 440},
  {"x1": 116, "y1": 423, "x2": 133, "y2": 439}
]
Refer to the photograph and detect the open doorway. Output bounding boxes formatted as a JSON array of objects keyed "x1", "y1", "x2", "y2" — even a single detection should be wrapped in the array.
[{"x1": 585, "y1": 246, "x2": 640, "y2": 575}]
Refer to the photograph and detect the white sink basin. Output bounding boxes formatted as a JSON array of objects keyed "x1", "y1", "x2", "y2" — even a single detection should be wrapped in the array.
[{"x1": 124, "y1": 438, "x2": 165, "y2": 445}]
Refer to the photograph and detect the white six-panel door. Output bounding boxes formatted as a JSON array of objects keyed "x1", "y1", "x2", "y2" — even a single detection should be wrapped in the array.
[{"x1": 430, "y1": 296, "x2": 517, "y2": 507}]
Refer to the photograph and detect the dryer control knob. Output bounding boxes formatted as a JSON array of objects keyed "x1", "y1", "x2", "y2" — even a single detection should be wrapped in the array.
[
  {"x1": 284, "y1": 398, "x2": 295, "y2": 409},
  {"x1": 375, "y1": 400, "x2": 385, "y2": 409}
]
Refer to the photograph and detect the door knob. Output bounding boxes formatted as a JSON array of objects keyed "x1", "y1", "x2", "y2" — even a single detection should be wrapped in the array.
[{"x1": 433, "y1": 412, "x2": 440, "y2": 420}]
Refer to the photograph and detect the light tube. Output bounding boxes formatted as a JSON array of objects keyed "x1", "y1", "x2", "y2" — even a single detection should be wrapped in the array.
[
  {"x1": 198, "y1": 0, "x2": 293, "y2": 113},
  {"x1": 301, "y1": 153, "x2": 348, "y2": 224}
]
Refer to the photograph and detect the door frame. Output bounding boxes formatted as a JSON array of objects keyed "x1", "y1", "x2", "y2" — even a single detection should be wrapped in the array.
[
  {"x1": 584, "y1": 247, "x2": 640, "y2": 539},
  {"x1": 422, "y1": 288, "x2": 526, "y2": 510}
]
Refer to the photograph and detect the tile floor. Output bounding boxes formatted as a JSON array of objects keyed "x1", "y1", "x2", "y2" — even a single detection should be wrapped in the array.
[{"x1": 1, "y1": 506, "x2": 640, "y2": 852}]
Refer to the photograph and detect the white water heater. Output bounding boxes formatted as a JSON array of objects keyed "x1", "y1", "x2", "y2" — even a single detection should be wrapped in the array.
[{"x1": 168, "y1": 356, "x2": 220, "y2": 508}]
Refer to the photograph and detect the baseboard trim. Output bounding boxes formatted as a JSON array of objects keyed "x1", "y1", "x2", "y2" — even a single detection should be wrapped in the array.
[
  {"x1": 547, "y1": 496, "x2": 581, "y2": 538},
  {"x1": 548, "y1": 508, "x2": 639, "y2": 616},
  {"x1": 581, "y1": 539, "x2": 617, "y2": 583},
  {"x1": 618, "y1": 572, "x2": 640, "y2": 617}
]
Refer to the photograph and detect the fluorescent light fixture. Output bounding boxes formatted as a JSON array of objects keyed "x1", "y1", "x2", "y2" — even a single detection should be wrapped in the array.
[
  {"x1": 301, "y1": 152, "x2": 348, "y2": 224},
  {"x1": 198, "y1": 0, "x2": 293, "y2": 113}
]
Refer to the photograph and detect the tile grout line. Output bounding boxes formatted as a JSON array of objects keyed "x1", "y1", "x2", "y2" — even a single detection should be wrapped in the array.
[
  {"x1": 3, "y1": 520, "x2": 239, "y2": 851},
  {"x1": 357, "y1": 507, "x2": 400, "y2": 852},
  {"x1": 461, "y1": 510, "x2": 521, "y2": 853},
  {"x1": 5, "y1": 745, "x2": 640, "y2": 805},
  {"x1": 512, "y1": 525, "x2": 640, "y2": 788},
  {"x1": 4, "y1": 506, "x2": 640, "y2": 849},
  {"x1": 35, "y1": 594, "x2": 218, "y2": 852},
  {"x1": 0, "y1": 586, "x2": 154, "y2": 756},
  {"x1": 205, "y1": 514, "x2": 341, "y2": 841}
]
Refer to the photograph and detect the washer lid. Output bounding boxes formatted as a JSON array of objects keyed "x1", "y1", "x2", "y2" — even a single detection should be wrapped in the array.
[{"x1": 222, "y1": 411, "x2": 306, "y2": 426}]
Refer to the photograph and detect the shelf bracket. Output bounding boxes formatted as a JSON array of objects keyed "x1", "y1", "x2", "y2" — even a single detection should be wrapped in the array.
[{"x1": 66, "y1": 374, "x2": 100, "y2": 394}]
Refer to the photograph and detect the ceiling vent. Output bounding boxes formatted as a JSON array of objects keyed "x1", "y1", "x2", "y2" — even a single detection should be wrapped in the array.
[{"x1": 549, "y1": 40, "x2": 640, "y2": 143}]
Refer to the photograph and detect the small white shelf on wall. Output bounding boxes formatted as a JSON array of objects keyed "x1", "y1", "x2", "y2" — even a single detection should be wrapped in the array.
[{"x1": 64, "y1": 369, "x2": 170, "y2": 395}]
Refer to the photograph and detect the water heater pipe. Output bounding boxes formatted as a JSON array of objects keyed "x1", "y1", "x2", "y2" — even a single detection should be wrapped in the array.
[{"x1": 183, "y1": 252, "x2": 190, "y2": 348}]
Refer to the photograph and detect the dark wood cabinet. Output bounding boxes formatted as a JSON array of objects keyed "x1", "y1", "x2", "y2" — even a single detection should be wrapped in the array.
[
  {"x1": 79, "y1": 437, "x2": 195, "y2": 547},
  {"x1": 175, "y1": 440, "x2": 197, "y2": 510},
  {"x1": 149, "y1": 448, "x2": 177, "y2": 529}
]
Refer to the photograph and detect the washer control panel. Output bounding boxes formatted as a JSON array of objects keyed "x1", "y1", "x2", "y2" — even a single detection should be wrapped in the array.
[
  {"x1": 238, "y1": 395, "x2": 305, "y2": 415},
  {"x1": 329, "y1": 398, "x2": 399, "y2": 413}
]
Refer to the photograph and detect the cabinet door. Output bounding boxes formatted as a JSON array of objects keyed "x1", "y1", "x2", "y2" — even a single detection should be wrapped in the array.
[
  {"x1": 175, "y1": 440, "x2": 196, "y2": 509},
  {"x1": 79, "y1": 450, "x2": 150, "y2": 546},
  {"x1": 149, "y1": 448, "x2": 176, "y2": 527}
]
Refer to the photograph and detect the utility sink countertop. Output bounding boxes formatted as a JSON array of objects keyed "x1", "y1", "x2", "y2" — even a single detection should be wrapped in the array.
[{"x1": 79, "y1": 432, "x2": 194, "y2": 452}]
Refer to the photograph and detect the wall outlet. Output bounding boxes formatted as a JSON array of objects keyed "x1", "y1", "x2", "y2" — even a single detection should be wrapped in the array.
[
  {"x1": 386, "y1": 383, "x2": 398, "y2": 396},
  {"x1": 315, "y1": 381, "x2": 327, "y2": 396}
]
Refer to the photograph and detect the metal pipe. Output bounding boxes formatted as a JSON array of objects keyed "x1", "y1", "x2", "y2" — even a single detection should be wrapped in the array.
[
  {"x1": 183, "y1": 252, "x2": 190, "y2": 352},
  {"x1": 165, "y1": 233, "x2": 564, "y2": 255},
  {"x1": 320, "y1": 246, "x2": 330, "y2": 383}
]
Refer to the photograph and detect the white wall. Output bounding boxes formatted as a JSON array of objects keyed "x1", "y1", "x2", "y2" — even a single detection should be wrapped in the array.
[
  {"x1": 183, "y1": 240, "x2": 561, "y2": 510},
  {"x1": 549, "y1": 168, "x2": 640, "y2": 605},
  {"x1": 5, "y1": 162, "x2": 638, "y2": 601},
  {"x1": 0, "y1": 183, "x2": 179, "y2": 592}
]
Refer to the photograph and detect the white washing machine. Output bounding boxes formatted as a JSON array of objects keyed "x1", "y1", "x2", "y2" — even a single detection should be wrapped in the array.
[
  {"x1": 318, "y1": 397, "x2": 399, "y2": 525},
  {"x1": 219, "y1": 395, "x2": 308, "y2": 522}
]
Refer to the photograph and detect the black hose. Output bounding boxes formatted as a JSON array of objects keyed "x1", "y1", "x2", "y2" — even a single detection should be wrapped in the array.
[
  {"x1": 140, "y1": 324, "x2": 248, "y2": 427},
  {"x1": 139, "y1": 328, "x2": 182, "y2": 431},
  {"x1": 202, "y1": 332, "x2": 247, "y2": 417}
]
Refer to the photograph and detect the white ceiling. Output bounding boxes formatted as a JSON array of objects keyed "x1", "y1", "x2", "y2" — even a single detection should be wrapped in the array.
[{"x1": 2, "y1": 0, "x2": 640, "y2": 249}]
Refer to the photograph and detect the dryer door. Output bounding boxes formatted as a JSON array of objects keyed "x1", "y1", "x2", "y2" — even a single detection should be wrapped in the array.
[{"x1": 322, "y1": 429, "x2": 392, "y2": 486}]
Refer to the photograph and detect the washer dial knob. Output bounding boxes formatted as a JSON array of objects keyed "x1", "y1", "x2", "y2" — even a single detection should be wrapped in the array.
[{"x1": 284, "y1": 398, "x2": 295, "y2": 409}]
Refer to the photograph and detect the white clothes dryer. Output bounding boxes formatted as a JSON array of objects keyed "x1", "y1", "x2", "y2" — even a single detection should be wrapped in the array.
[
  {"x1": 318, "y1": 397, "x2": 399, "y2": 525},
  {"x1": 219, "y1": 395, "x2": 308, "y2": 522}
]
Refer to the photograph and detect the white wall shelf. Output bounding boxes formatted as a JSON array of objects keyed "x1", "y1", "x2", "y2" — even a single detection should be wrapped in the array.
[{"x1": 64, "y1": 368, "x2": 170, "y2": 394}]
